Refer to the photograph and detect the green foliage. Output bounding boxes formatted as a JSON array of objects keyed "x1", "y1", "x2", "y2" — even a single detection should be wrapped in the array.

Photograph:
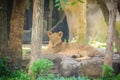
[
  {"x1": 71, "y1": 0, "x2": 84, "y2": 6},
  {"x1": 71, "y1": 1, "x2": 77, "y2": 6},
  {"x1": 0, "y1": 70, "x2": 32, "y2": 80},
  {"x1": 101, "y1": 65, "x2": 120, "y2": 80},
  {"x1": 7, "y1": 70, "x2": 32, "y2": 80},
  {"x1": 102, "y1": 65, "x2": 114, "y2": 79},
  {"x1": 55, "y1": 0, "x2": 84, "y2": 10},
  {"x1": 30, "y1": 58, "x2": 54, "y2": 78},
  {"x1": 0, "y1": 57, "x2": 12, "y2": 77},
  {"x1": 55, "y1": 0, "x2": 62, "y2": 11},
  {"x1": 113, "y1": 74, "x2": 120, "y2": 80},
  {"x1": 77, "y1": 0, "x2": 84, "y2": 3},
  {"x1": 0, "y1": 57, "x2": 32, "y2": 80},
  {"x1": 64, "y1": 39, "x2": 68, "y2": 43}
]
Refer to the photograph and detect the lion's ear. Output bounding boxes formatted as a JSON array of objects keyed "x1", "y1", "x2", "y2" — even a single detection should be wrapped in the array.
[
  {"x1": 58, "y1": 31, "x2": 63, "y2": 37},
  {"x1": 48, "y1": 31, "x2": 53, "y2": 37}
]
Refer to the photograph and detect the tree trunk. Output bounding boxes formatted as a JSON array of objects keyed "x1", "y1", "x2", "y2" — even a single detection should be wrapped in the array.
[
  {"x1": 97, "y1": 0, "x2": 109, "y2": 24},
  {"x1": 118, "y1": 1, "x2": 120, "y2": 13},
  {"x1": 48, "y1": 0, "x2": 53, "y2": 30},
  {"x1": 97, "y1": 0, "x2": 120, "y2": 55},
  {"x1": 103, "y1": 0, "x2": 117, "y2": 74},
  {"x1": 60, "y1": 0, "x2": 87, "y2": 43},
  {"x1": 28, "y1": 0, "x2": 44, "y2": 77},
  {"x1": 9, "y1": 0, "x2": 25, "y2": 69},
  {"x1": 0, "y1": 0, "x2": 8, "y2": 57}
]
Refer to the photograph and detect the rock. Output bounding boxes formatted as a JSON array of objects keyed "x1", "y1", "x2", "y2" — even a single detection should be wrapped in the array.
[
  {"x1": 39, "y1": 53, "x2": 120, "y2": 77},
  {"x1": 59, "y1": 56, "x2": 104, "y2": 77},
  {"x1": 39, "y1": 53, "x2": 105, "y2": 77},
  {"x1": 77, "y1": 57, "x2": 103, "y2": 77},
  {"x1": 23, "y1": 52, "x2": 120, "y2": 77},
  {"x1": 49, "y1": 57, "x2": 62, "y2": 74}
]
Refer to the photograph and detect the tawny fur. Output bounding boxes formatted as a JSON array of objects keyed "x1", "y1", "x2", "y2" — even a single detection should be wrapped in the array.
[{"x1": 43, "y1": 31, "x2": 105, "y2": 61}]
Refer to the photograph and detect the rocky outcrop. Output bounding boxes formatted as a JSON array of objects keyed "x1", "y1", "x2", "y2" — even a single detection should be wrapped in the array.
[
  {"x1": 23, "y1": 51, "x2": 120, "y2": 77},
  {"x1": 49, "y1": 55, "x2": 104, "y2": 77}
]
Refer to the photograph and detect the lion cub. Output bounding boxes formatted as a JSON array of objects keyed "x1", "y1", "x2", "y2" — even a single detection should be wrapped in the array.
[{"x1": 43, "y1": 31, "x2": 105, "y2": 61}]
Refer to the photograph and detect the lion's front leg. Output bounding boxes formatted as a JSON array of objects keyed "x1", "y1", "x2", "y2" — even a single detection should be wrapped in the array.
[{"x1": 75, "y1": 56, "x2": 91, "y2": 61}]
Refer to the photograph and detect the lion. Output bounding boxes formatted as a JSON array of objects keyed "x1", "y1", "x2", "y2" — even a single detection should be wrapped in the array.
[{"x1": 43, "y1": 31, "x2": 105, "y2": 61}]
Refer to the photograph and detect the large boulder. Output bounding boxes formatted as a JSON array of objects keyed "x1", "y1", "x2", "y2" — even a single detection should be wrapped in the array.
[
  {"x1": 50, "y1": 55, "x2": 104, "y2": 77},
  {"x1": 39, "y1": 52, "x2": 120, "y2": 77},
  {"x1": 23, "y1": 50, "x2": 120, "y2": 77}
]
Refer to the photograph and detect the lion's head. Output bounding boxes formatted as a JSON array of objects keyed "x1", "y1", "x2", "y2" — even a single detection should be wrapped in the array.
[{"x1": 48, "y1": 31, "x2": 63, "y2": 47}]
